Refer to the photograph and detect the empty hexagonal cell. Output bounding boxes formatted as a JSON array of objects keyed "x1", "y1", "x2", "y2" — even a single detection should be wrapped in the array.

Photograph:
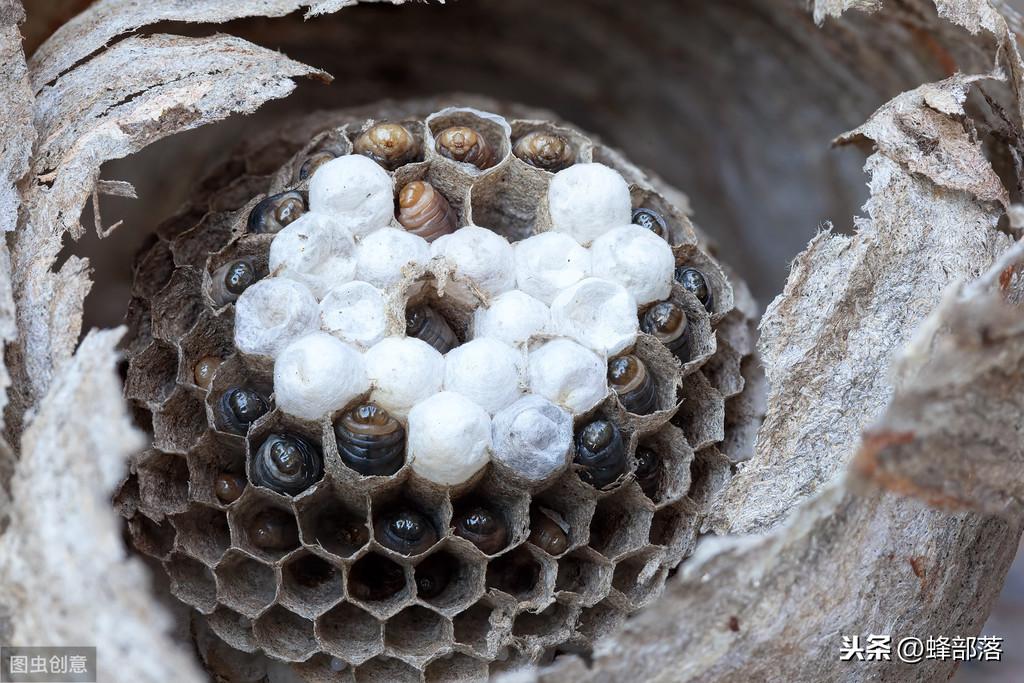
[
  {"x1": 611, "y1": 548, "x2": 667, "y2": 610},
  {"x1": 587, "y1": 487, "x2": 653, "y2": 561},
  {"x1": 215, "y1": 549, "x2": 277, "y2": 618},
  {"x1": 208, "y1": 354, "x2": 274, "y2": 437},
  {"x1": 488, "y1": 645, "x2": 534, "y2": 679},
  {"x1": 152, "y1": 266, "x2": 204, "y2": 341},
  {"x1": 672, "y1": 371, "x2": 725, "y2": 452},
  {"x1": 291, "y1": 653, "x2": 354, "y2": 683},
  {"x1": 384, "y1": 605, "x2": 452, "y2": 659},
  {"x1": 152, "y1": 388, "x2": 207, "y2": 454},
  {"x1": 452, "y1": 597, "x2": 513, "y2": 658},
  {"x1": 132, "y1": 239, "x2": 176, "y2": 299},
  {"x1": 468, "y1": 160, "x2": 548, "y2": 242},
  {"x1": 424, "y1": 652, "x2": 488, "y2": 682},
  {"x1": 347, "y1": 553, "x2": 411, "y2": 613},
  {"x1": 354, "y1": 656, "x2": 420, "y2": 683},
  {"x1": 165, "y1": 552, "x2": 217, "y2": 614},
  {"x1": 316, "y1": 601, "x2": 383, "y2": 665},
  {"x1": 512, "y1": 600, "x2": 578, "y2": 644},
  {"x1": 124, "y1": 341, "x2": 178, "y2": 405},
  {"x1": 127, "y1": 513, "x2": 175, "y2": 560},
  {"x1": 370, "y1": 486, "x2": 447, "y2": 559},
  {"x1": 649, "y1": 501, "x2": 698, "y2": 563},
  {"x1": 124, "y1": 296, "x2": 153, "y2": 357},
  {"x1": 171, "y1": 503, "x2": 230, "y2": 565},
  {"x1": 485, "y1": 544, "x2": 553, "y2": 604},
  {"x1": 279, "y1": 550, "x2": 345, "y2": 618},
  {"x1": 575, "y1": 600, "x2": 625, "y2": 644},
  {"x1": 206, "y1": 606, "x2": 257, "y2": 653},
  {"x1": 413, "y1": 546, "x2": 484, "y2": 615},
  {"x1": 171, "y1": 209, "x2": 238, "y2": 269},
  {"x1": 135, "y1": 451, "x2": 190, "y2": 518},
  {"x1": 295, "y1": 485, "x2": 370, "y2": 559},
  {"x1": 186, "y1": 430, "x2": 248, "y2": 508},
  {"x1": 253, "y1": 605, "x2": 318, "y2": 662},
  {"x1": 554, "y1": 548, "x2": 613, "y2": 607},
  {"x1": 177, "y1": 310, "x2": 234, "y2": 390},
  {"x1": 228, "y1": 494, "x2": 301, "y2": 561},
  {"x1": 687, "y1": 446, "x2": 733, "y2": 508}
]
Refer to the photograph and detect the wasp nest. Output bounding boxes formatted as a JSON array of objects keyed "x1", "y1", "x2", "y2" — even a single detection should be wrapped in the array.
[{"x1": 119, "y1": 102, "x2": 756, "y2": 680}]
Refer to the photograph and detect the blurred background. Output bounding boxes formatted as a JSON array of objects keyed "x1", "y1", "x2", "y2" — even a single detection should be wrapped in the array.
[{"x1": 19, "y1": 1, "x2": 1024, "y2": 680}]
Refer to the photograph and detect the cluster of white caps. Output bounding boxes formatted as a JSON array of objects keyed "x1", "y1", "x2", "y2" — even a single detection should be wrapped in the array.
[{"x1": 232, "y1": 152, "x2": 675, "y2": 487}]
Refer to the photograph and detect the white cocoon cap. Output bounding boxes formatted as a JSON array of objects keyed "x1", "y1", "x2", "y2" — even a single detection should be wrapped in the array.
[
  {"x1": 590, "y1": 225, "x2": 674, "y2": 304},
  {"x1": 547, "y1": 163, "x2": 631, "y2": 245},
  {"x1": 355, "y1": 227, "x2": 430, "y2": 289},
  {"x1": 320, "y1": 281, "x2": 387, "y2": 348},
  {"x1": 364, "y1": 336, "x2": 444, "y2": 418},
  {"x1": 408, "y1": 391, "x2": 492, "y2": 486},
  {"x1": 274, "y1": 332, "x2": 368, "y2": 421},
  {"x1": 268, "y1": 212, "x2": 356, "y2": 299},
  {"x1": 513, "y1": 232, "x2": 591, "y2": 305},
  {"x1": 431, "y1": 225, "x2": 515, "y2": 298},
  {"x1": 443, "y1": 337, "x2": 524, "y2": 414},
  {"x1": 471, "y1": 290, "x2": 550, "y2": 346},
  {"x1": 527, "y1": 338, "x2": 607, "y2": 415},
  {"x1": 308, "y1": 154, "x2": 394, "y2": 238},
  {"x1": 491, "y1": 394, "x2": 572, "y2": 484},
  {"x1": 234, "y1": 277, "x2": 319, "y2": 359},
  {"x1": 550, "y1": 277, "x2": 639, "y2": 356}
]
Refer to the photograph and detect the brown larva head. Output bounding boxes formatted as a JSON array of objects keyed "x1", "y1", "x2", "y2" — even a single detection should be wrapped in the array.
[
  {"x1": 435, "y1": 125, "x2": 495, "y2": 169},
  {"x1": 353, "y1": 122, "x2": 418, "y2": 170},
  {"x1": 513, "y1": 130, "x2": 574, "y2": 171}
]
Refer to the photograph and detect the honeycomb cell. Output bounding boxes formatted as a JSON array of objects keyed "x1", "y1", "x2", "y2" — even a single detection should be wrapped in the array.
[
  {"x1": 628, "y1": 185, "x2": 698, "y2": 247},
  {"x1": 610, "y1": 548, "x2": 668, "y2": 610},
  {"x1": 354, "y1": 656, "x2": 421, "y2": 683},
  {"x1": 127, "y1": 513, "x2": 175, "y2": 560},
  {"x1": 316, "y1": 602, "x2": 383, "y2": 665},
  {"x1": 166, "y1": 552, "x2": 217, "y2": 614},
  {"x1": 245, "y1": 412, "x2": 325, "y2": 500},
  {"x1": 253, "y1": 605, "x2": 318, "y2": 661},
  {"x1": 426, "y1": 108, "x2": 511, "y2": 175},
  {"x1": 215, "y1": 549, "x2": 277, "y2": 618},
  {"x1": 413, "y1": 545, "x2": 485, "y2": 615},
  {"x1": 673, "y1": 372, "x2": 725, "y2": 451},
  {"x1": 687, "y1": 446, "x2": 733, "y2": 508},
  {"x1": 528, "y1": 482, "x2": 596, "y2": 556},
  {"x1": 384, "y1": 605, "x2": 452, "y2": 659},
  {"x1": 153, "y1": 388, "x2": 207, "y2": 454},
  {"x1": 423, "y1": 652, "x2": 488, "y2": 683},
  {"x1": 279, "y1": 550, "x2": 345, "y2": 618},
  {"x1": 649, "y1": 501, "x2": 699, "y2": 564},
  {"x1": 370, "y1": 486, "x2": 448, "y2": 560},
  {"x1": 152, "y1": 266, "x2": 204, "y2": 341},
  {"x1": 136, "y1": 451, "x2": 190, "y2": 518},
  {"x1": 123, "y1": 296, "x2": 153, "y2": 358},
  {"x1": 176, "y1": 309, "x2": 235, "y2": 390},
  {"x1": 132, "y1": 238, "x2": 176, "y2": 299},
  {"x1": 575, "y1": 599, "x2": 625, "y2": 644},
  {"x1": 295, "y1": 490, "x2": 371, "y2": 560},
  {"x1": 587, "y1": 485, "x2": 654, "y2": 561},
  {"x1": 208, "y1": 355, "x2": 274, "y2": 437},
  {"x1": 206, "y1": 606, "x2": 257, "y2": 653},
  {"x1": 172, "y1": 503, "x2": 231, "y2": 565},
  {"x1": 554, "y1": 548, "x2": 613, "y2": 607},
  {"x1": 348, "y1": 553, "x2": 411, "y2": 616},
  {"x1": 512, "y1": 599, "x2": 579, "y2": 645},
  {"x1": 635, "y1": 423, "x2": 694, "y2": 506},
  {"x1": 450, "y1": 477, "x2": 530, "y2": 557},
  {"x1": 485, "y1": 544, "x2": 554, "y2": 604},
  {"x1": 468, "y1": 160, "x2": 548, "y2": 242},
  {"x1": 672, "y1": 242, "x2": 735, "y2": 323},
  {"x1": 205, "y1": 237, "x2": 271, "y2": 309},
  {"x1": 124, "y1": 341, "x2": 178, "y2": 405},
  {"x1": 186, "y1": 430, "x2": 247, "y2": 509},
  {"x1": 171, "y1": 209, "x2": 238, "y2": 269},
  {"x1": 228, "y1": 493, "x2": 301, "y2": 561}
]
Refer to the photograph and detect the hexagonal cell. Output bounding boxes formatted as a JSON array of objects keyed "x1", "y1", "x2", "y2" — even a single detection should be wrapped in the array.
[
  {"x1": 554, "y1": 548, "x2": 613, "y2": 607},
  {"x1": 424, "y1": 651, "x2": 487, "y2": 682},
  {"x1": 488, "y1": 645, "x2": 534, "y2": 679},
  {"x1": 485, "y1": 544, "x2": 552, "y2": 604},
  {"x1": 152, "y1": 388, "x2": 207, "y2": 454},
  {"x1": 295, "y1": 484, "x2": 370, "y2": 559},
  {"x1": 253, "y1": 605, "x2": 318, "y2": 662},
  {"x1": 132, "y1": 239, "x2": 176, "y2": 299},
  {"x1": 171, "y1": 503, "x2": 230, "y2": 565},
  {"x1": 452, "y1": 596, "x2": 514, "y2": 658},
  {"x1": 316, "y1": 601, "x2": 383, "y2": 665},
  {"x1": 228, "y1": 493, "x2": 301, "y2": 562},
  {"x1": 450, "y1": 476, "x2": 529, "y2": 557},
  {"x1": 124, "y1": 341, "x2": 178, "y2": 405},
  {"x1": 649, "y1": 501, "x2": 698, "y2": 563},
  {"x1": 370, "y1": 486, "x2": 447, "y2": 559},
  {"x1": 354, "y1": 656, "x2": 420, "y2": 683},
  {"x1": 672, "y1": 371, "x2": 725, "y2": 452},
  {"x1": 245, "y1": 412, "x2": 325, "y2": 500},
  {"x1": 635, "y1": 423, "x2": 694, "y2": 506},
  {"x1": 575, "y1": 600, "x2": 625, "y2": 644},
  {"x1": 171, "y1": 209, "x2": 238, "y2": 269},
  {"x1": 135, "y1": 451, "x2": 190, "y2": 518},
  {"x1": 587, "y1": 486, "x2": 653, "y2": 561},
  {"x1": 426, "y1": 108, "x2": 511, "y2": 177},
  {"x1": 347, "y1": 553, "x2": 411, "y2": 614},
  {"x1": 528, "y1": 480, "x2": 595, "y2": 556},
  {"x1": 687, "y1": 446, "x2": 733, "y2": 508},
  {"x1": 152, "y1": 266, "x2": 204, "y2": 341},
  {"x1": 291, "y1": 653, "x2": 355, "y2": 683},
  {"x1": 468, "y1": 160, "x2": 548, "y2": 242},
  {"x1": 165, "y1": 552, "x2": 217, "y2": 613},
  {"x1": 124, "y1": 296, "x2": 153, "y2": 357},
  {"x1": 512, "y1": 600, "x2": 578, "y2": 644},
  {"x1": 127, "y1": 513, "x2": 175, "y2": 560},
  {"x1": 205, "y1": 237, "x2": 271, "y2": 309},
  {"x1": 208, "y1": 354, "x2": 274, "y2": 437},
  {"x1": 385, "y1": 605, "x2": 452, "y2": 661},
  {"x1": 611, "y1": 548, "x2": 668, "y2": 610},
  {"x1": 206, "y1": 606, "x2": 257, "y2": 653},
  {"x1": 215, "y1": 549, "x2": 277, "y2": 618},
  {"x1": 413, "y1": 546, "x2": 484, "y2": 615},
  {"x1": 279, "y1": 551, "x2": 345, "y2": 618},
  {"x1": 628, "y1": 184, "x2": 698, "y2": 246},
  {"x1": 176, "y1": 309, "x2": 234, "y2": 391},
  {"x1": 186, "y1": 430, "x2": 247, "y2": 509}
]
